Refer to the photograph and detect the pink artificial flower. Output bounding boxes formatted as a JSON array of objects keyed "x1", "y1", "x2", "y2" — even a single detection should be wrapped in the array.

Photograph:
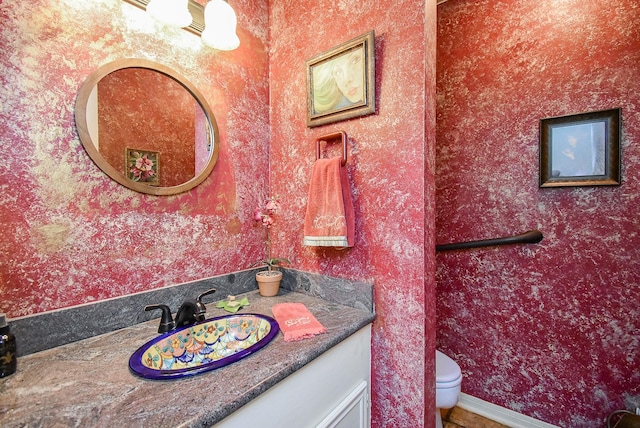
[
  {"x1": 265, "y1": 198, "x2": 280, "y2": 212},
  {"x1": 254, "y1": 197, "x2": 280, "y2": 229}
]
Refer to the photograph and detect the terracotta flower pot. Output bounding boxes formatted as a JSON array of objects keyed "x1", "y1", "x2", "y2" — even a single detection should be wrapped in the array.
[{"x1": 256, "y1": 270, "x2": 283, "y2": 297}]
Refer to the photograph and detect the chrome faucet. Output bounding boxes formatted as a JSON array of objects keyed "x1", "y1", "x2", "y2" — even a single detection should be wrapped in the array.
[{"x1": 145, "y1": 288, "x2": 217, "y2": 333}]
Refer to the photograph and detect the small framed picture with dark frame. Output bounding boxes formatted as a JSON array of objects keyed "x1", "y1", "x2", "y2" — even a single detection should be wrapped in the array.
[
  {"x1": 539, "y1": 108, "x2": 621, "y2": 188},
  {"x1": 306, "y1": 30, "x2": 375, "y2": 128},
  {"x1": 125, "y1": 148, "x2": 160, "y2": 185}
]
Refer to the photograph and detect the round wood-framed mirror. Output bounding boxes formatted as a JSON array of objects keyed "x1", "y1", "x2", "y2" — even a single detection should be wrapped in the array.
[{"x1": 75, "y1": 59, "x2": 219, "y2": 195}]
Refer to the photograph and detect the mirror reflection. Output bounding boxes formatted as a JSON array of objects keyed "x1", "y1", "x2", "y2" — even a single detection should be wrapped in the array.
[{"x1": 75, "y1": 59, "x2": 219, "y2": 195}]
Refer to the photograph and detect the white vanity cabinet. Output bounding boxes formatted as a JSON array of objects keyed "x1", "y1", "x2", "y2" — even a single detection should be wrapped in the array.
[{"x1": 214, "y1": 326, "x2": 371, "y2": 428}]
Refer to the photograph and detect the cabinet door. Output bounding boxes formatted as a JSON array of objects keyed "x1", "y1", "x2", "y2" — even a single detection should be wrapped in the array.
[
  {"x1": 213, "y1": 327, "x2": 371, "y2": 428},
  {"x1": 317, "y1": 380, "x2": 369, "y2": 428}
]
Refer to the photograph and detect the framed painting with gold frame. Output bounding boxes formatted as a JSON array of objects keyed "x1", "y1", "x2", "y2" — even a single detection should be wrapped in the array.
[{"x1": 306, "y1": 31, "x2": 375, "y2": 128}]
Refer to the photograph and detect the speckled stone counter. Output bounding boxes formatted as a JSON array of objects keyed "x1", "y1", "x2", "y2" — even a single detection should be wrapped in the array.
[{"x1": 0, "y1": 289, "x2": 374, "y2": 427}]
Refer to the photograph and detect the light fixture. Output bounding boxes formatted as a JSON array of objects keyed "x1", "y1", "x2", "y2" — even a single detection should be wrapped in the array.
[
  {"x1": 146, "y1": 0, "x2": 193, "y2": 28},
  {"x1": 201, "y1": 0, "x2": 240, "y2": 51},
  {"x1": 123, "y1": 0, "x2": 239, "y2": 50}
]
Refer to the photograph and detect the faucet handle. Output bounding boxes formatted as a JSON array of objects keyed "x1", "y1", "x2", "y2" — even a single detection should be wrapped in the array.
[
  {"x1": 145, "y1": 304, "x2": 175, "y2": 333},
  {"x1": 197, "y1": 288, "x2": 217, "y2": 302},
  {"x1": 194, "y1": 288, "x2": 217, "y2": 322}
]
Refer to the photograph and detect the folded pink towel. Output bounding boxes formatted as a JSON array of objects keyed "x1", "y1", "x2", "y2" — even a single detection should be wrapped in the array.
[
  {"x1": 303, "y1": 156, "x2": 355, "y2": 247},
  {"x1": 271, "y1": 303, "x2": 327, "y2": 342}
]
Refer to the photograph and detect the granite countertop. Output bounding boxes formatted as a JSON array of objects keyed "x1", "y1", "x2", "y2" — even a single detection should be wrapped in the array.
[{"x1": 0, "y1": 289, "x2": 374, "y2": 428}]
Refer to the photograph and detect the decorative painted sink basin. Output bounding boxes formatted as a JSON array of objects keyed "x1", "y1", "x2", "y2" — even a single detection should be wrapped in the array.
[{"x1": 129, "y1": 313, "x2": 280, "y2": 380}]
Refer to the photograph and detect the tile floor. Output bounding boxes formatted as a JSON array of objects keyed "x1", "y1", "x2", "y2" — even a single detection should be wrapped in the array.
[{"x1": 440, "y1": 406, "x2": 510, "y2": 428}]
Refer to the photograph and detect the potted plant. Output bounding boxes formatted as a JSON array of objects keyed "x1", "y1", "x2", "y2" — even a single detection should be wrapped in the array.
[{"x1": 251, "y1": 197, "x2": 290, "y2": 296}]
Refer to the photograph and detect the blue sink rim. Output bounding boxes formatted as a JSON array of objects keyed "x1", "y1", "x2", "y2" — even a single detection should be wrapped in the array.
[{"x1": 129, "y1": 313, "x2": 280, "y2": 380}]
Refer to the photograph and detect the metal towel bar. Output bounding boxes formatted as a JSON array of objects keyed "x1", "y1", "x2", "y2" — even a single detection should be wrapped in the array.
[
  {"x1": 316, "y1": 131, "x2": 347, "y2": 166},
  {"x1": 435, "y1": 229, "x2": 543, "y2": 252}
]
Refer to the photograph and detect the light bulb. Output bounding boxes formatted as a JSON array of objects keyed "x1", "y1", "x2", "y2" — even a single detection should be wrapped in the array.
[{"x1": 201, "y1": 0, "x2": 240, "y2": 51}]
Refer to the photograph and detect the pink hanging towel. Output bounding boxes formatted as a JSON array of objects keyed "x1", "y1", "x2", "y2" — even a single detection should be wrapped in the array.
[
  {"x1": 303, "y1": 156, "x2": 355, "y2": 247},
  {"x1": 271, "y1": 303, "x2": 327, "y2": 342}
]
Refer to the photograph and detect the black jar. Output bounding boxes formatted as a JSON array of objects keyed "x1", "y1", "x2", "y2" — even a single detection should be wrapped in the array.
[{"x1": 0, "y1": 314, "x2": 17, "y2": 378}]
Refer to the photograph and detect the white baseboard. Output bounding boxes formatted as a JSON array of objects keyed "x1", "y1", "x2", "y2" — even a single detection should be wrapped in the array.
[{"x1": 457, "y1": 393, "x2": 559, "y2": 428}]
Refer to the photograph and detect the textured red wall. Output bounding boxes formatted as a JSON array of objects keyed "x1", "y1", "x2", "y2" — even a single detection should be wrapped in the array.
[
  {"x1": 269, "y1": 1, "x2": 437, "y2": 426},
  {"x1": 436, "y1": 1, "x2": 640, "y2": 426},
  {"x1": 0, "y1": 0, "x2": 270, "y2": 316}
]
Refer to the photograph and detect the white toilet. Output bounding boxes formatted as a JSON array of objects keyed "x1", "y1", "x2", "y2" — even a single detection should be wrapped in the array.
[{"x1": 435, "y1": 350, "x2": 462, "y2": 428}]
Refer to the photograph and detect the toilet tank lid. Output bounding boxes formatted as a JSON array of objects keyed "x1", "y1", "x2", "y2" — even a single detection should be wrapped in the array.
[{"x1": 436, "y1": 350, "x2": 461, "y2": 383}]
